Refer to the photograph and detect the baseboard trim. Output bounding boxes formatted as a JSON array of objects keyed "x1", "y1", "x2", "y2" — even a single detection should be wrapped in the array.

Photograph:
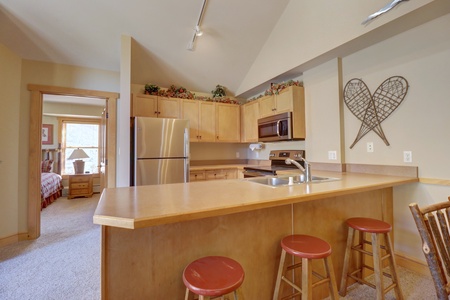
[
  {"x1": 395, "y1": 251, "x2": 431, "y2": 277},
  {"x1": 0, "y1": 232, "x2": 29, "y2": 248}
]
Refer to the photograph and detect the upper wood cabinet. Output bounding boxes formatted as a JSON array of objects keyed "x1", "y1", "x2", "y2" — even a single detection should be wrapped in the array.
[
  {"x1": 241, "y1": 100, "x2": 259, "y2": 143},
  {"x1": 182, "y1": 100, "x2": 240, "y2": 143},
  {"x1": 215, "y1": 102, "x2": 240, "y2": 143},
  {"x1": 258, "y1": 86, "x2": 302, "y2": 118},
  {"x1": 181, "y1": 99, "x2": 215, "y2": 142},
  {"x1": 131, "y1": 94, "x2": 180, "y2": 118}
]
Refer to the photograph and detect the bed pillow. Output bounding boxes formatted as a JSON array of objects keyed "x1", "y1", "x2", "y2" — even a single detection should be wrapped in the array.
[{"x1": 41, "y1": 159, "x2": 53, "y2": 173}]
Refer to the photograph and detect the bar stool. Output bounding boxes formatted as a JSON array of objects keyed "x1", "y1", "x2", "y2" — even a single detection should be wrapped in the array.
[
  {"x1": 182, "y1": 256, "x2": 245, "y2": 300},
  {"x1": 339, "y1": 217, "x2": 403, "y2": 300},
  {"x1": 273, "y1": 234, "x2": 339, "y2": 300}
]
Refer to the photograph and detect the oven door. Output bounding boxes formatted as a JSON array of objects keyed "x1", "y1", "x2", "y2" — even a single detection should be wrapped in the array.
[{"x1": 258, "y1": 112, "x2": 292, "y2": 142}]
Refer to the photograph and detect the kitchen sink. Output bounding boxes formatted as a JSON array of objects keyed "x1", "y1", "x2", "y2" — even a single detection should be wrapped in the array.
[{"x1": 244, "y1": 174, "x2": 339, "y2": 187}]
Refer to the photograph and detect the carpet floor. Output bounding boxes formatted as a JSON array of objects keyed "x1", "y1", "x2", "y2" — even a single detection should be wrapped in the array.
[{"x1": 0, "y1": 194, "x2": 436, "y2": 299}]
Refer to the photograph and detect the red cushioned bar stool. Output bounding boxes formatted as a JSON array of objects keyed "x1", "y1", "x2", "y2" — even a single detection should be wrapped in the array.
[
  {"x1": 273, "y1": 234, "x2": 339, "y2": 300},
  {"x1": 183, "y1": 256, "x2": 245, "y2": 300},
  {"x1": 339, "y1": 217, "x2": 403, "y2": 300}
]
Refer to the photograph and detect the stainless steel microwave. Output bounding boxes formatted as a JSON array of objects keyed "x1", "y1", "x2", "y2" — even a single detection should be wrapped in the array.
[{"x1": 258, "y1": 112, "x2": 292, "y2": 142}]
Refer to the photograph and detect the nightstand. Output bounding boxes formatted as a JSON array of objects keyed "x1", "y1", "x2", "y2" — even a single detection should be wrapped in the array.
[{"x1": 68, "y1": 174, "x2": 93, "y2": 199}]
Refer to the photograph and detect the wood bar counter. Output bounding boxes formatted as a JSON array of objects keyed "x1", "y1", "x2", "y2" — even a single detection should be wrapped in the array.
[{"x1": 93, "y1": 170, "x2": 417, "y2": 299}]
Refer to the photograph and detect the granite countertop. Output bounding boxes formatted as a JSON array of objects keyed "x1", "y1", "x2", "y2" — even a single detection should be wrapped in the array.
[{"x1": 93, "y1": 171, "x2": 417, "y2": 229}]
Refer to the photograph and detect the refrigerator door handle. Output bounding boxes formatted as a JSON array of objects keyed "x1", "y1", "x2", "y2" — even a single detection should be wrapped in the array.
[
  {"x1": 185, "y1": 160, "x2": 190, "y2": 182},
  {"x1": 184, "y1": 128, "x2": 190, "y2": 157}
]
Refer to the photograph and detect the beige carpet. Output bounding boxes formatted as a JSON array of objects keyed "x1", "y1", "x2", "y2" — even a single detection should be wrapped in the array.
[
  {"x1": 0, "y1": 194, "x2": 436, "y2": 299},
  {"x1": 0, "y1": 195, "x2": 101, "y2": 300}
]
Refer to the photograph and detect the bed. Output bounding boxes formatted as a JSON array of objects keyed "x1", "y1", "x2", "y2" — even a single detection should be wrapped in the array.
[{"x1": 41, "y1": 158, "x2": 63, "y2": 209}]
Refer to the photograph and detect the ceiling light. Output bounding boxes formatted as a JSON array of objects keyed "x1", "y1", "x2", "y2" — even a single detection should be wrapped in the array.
[{"x1": 195, "y1": 25, "x2": 203, "y2": 37}]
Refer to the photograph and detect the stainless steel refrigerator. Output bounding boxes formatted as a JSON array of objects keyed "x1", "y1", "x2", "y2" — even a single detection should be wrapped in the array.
[{"x1": 131, "y1": 117, "x2": 189, "y2": 186}]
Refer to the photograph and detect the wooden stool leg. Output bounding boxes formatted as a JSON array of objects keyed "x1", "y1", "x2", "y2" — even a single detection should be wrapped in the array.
[
  {"x1": 385, "y1": 232, "x2": 404, "y2": 300},
  {"x1": 273, "y1": 249, "x2": 287, "y2": 300},
  {"x1": 371, "y1": 233, "x2": 385, "y2": 300},
  {"x1": 185, "y1": 288, "x2": 191, "y2": 300},
  {"x1": 339, "y1": 226, "x2": 354, "y2": 296},
  {"x1": 358, "y1": 230, "x2": 365, "y2": 281},
  {"x1": 324, "y1": 256, "x2": 339, "y2": 300},
  {"x1": 302, "y1": 257, "x2": 313, "y2": 299}
]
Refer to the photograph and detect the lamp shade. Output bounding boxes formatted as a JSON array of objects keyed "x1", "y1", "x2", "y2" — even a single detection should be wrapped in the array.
[{"x1": 68, "y1": 148, "x2": 89, "y2": 160}]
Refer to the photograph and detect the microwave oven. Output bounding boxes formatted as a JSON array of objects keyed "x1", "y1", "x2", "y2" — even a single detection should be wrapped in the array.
[{"x1": 258, "y1": 112, "x2": 292, "y2": 142}]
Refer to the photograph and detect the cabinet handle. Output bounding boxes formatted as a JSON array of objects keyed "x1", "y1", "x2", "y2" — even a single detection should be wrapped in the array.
[
  {"x1": 154, "y1": 111, "x2": 158, "y2": 115},
  {"x1": 217, "y1": 136, "x2": 219, "y2": 140}
]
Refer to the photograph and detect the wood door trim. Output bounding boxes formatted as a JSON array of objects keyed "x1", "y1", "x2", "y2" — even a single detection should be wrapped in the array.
[{"x1": 27, "y1": 84, "x2": 119, "y2": 239}]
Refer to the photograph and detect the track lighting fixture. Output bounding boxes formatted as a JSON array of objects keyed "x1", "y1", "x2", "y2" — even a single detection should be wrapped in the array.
[{"x1": 187, "y1": 0, "x2": 208, "y2": 51}]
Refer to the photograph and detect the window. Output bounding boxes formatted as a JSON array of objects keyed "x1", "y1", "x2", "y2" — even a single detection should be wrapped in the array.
[{"x1": 60, "y1": 118, "x2": 100, "y2": 175}]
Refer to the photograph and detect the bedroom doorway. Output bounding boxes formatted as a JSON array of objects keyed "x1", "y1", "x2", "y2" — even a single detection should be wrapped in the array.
[{"x1": 27, "y1": 85, "x2": 119, "y2": 240}]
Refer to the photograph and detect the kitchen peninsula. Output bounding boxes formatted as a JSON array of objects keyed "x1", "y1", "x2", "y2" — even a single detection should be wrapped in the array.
[{"x1": 94, "y1": 168, "x2": 417, "y2": 299}]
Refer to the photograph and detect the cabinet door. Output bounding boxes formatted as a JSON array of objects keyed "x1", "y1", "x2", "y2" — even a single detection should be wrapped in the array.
[
  {"x1": 198, "y1": 102, "x2": 216, "y2": 142},
  {"x1": 275, "y1": 87, "x2": 294, "y2": 114},
  {"x1": 258, "y1": 95, "x2": 275, "y2": 118},
  {"x1": 181, "y1": 99, "x2": 200, "y2": 142},
  {"x1": 132, "y1": 94, "x2": 158, "y2": 117},
  {"x1": 216, "y1": 103, "x2": 240, "y2": 143},
  {"x1": 205, "y1": 169, "x2": 227, "y2": 180},
  {"x1": 158, "y1": 97, "x2": 180, "y2": 118},
  {"x1": 241, "y1": 100, "x2": 259, "y2": 143},
  {"x1": 190, "y1": 170, "x2": 205, "y2": 181}
]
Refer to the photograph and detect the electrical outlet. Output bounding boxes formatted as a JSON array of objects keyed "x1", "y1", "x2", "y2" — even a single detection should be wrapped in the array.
[
  {"x1": 403, "y1": 151, "x2": 412, "y2": 163},
  {"x1": 236, "y1": 152, "x2": 240, "y2": 158},
  {"x1": 367, "y1": 142, "x2": 374, "y2": 152},
  {"x1": 328, "y1": 151, "x2": 337, "y2": 160}
]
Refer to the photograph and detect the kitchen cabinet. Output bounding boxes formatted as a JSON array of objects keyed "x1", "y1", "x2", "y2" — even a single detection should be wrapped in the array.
[
  {"x1": 190, "y1": 168, "x2": 238, "y2": 181},
  {"x1": 181, "y1": 99, "x2": 215, "y2": 142},
  {"x1": 240, "y1": 100, "x2": 259, "y2": 143},
  {"x1": 205, "y1": 169, "x2": 237, "y2": 180},
  {"x1": 131, "y1": 94, "x2": 180, "y2": 118},
  {"x1": 215, "y1": 102, "x2": 240, "y2": 143},
  {"x1": 258, "y1": 86, "x2": 303, "y2": 118},
  {"x1": 190, "y1": 170, "x2": 206, "y2": 181}
]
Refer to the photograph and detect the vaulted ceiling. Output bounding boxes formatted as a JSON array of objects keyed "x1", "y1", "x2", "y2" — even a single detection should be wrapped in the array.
[
  {"x1": 0, "y1": 0, "x2": 289, "y2": 97},
  {"x1": 1, "y1": 0, "x2": 448, "y2": 99}
]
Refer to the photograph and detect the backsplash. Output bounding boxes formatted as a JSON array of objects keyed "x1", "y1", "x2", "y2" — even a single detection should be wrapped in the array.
[{"x1": 189, "y1": 141, "x2": 306, "y2": 161}]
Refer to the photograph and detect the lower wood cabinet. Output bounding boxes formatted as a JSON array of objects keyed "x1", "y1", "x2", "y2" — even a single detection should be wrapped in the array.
[
  {"x1": 68, "y1": 174, "x2": 93, "y2": 199},
  {"x1": 190, "y1": 170, "x2": 206, "y2": 181},
  {"x1": 190, "y1": 168, "x2": 238, "y2": 182}
]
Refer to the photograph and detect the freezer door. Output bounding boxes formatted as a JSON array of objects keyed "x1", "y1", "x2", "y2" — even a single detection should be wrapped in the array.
[
  {"x1": 135, "y1": 117, "x2": 189, "y2": 159},
  {"x1": 135, "y1": 158, "x2": 189, "y2": 185}
]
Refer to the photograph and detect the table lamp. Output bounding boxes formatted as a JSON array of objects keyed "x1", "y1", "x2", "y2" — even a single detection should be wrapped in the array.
[{"x1": 68, "y1": 148, "x2": 89, "y2": 174}]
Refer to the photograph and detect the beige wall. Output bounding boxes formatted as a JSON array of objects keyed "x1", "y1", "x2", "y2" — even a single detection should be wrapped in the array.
[
  {"x1": 0, "y1": 44, "x2": 22, "y2": 240},
  {"x1": 11, "y1": 60, "x2": 119, "y2": 238},
  {"x1": 302, "y1": 13, "x2": 450, "y2": 263}
]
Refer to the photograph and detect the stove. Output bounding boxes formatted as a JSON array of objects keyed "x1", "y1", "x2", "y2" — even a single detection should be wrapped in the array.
[{"x1": 243, "y1": 150, "x2": 305, "y2": 178}]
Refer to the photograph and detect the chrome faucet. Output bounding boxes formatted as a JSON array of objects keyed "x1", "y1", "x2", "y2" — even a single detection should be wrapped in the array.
[{"x1": 285, "y1": 157, "x2": 312, "y2": 183}]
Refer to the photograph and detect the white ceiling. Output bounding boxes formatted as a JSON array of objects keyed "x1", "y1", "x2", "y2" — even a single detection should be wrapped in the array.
[{"x1": 0, "y1": 0, "x2": 290, "y2": 98}]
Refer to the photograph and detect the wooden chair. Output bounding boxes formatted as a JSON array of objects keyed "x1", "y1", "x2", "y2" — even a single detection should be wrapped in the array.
[{"x1": 409, "y1": 197, "x2": 450, "y2": 300}]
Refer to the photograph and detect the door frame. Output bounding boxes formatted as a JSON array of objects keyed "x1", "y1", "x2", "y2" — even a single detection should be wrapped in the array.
[{"x1": 27, "y1": 84, "x2": 119, "y2": 239}]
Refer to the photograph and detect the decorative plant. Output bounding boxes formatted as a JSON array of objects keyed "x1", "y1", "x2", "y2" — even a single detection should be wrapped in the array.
[
  {"x1": 265, "y1": 80, "x2": 303, "y2": 96},
  {"x1": 211, "y1": 85, "x2": 226, "y2": 98},
  {"x1": 144, "y1": 84, "x2": 160, "y2": 95}
]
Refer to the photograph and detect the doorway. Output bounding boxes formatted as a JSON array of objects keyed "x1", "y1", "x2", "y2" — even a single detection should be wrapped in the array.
[{"x1": 27, "y1": 84, "x2": 119, "y2": 239}]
